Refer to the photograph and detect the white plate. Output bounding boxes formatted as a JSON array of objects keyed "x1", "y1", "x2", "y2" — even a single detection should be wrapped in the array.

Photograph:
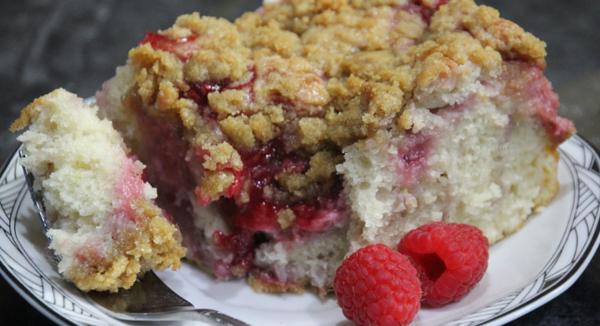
[{"x1": 1, "y1": 134, "x2": 599, "y2": 326}]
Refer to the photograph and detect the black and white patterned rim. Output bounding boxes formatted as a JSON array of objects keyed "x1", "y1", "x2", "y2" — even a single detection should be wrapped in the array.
[
  {"x1": 0, "y1": 146, "x2": 120, "y2": 326},
  {"x1": 443, "y1": 135, "x2": 600, "y2": 326},
  {"x1": 1, "y1": 134, "x2": 599, "y2": 326}
]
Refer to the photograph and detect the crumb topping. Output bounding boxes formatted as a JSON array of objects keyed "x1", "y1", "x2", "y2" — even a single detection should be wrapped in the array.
[
  {"x1": 66, "y1": 200, "x2": 186, "y2": 292},
  {"x1": 121, "y1": 0, "x2": 548, "y2": 202}
]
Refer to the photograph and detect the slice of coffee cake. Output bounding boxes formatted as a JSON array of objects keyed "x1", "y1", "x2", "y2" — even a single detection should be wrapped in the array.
[
  {"x1": 89, "y1": 0, "x2": 574, "y2": 294},
  {"x1": 12, "y1": 89, "x2": 185, "y2": 292}
]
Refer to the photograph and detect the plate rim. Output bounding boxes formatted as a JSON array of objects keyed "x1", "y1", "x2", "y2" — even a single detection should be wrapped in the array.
[
  {"x1": 0, "y1": 145, "x2": 77, "y2": 326},
  {"x1": 1, "y1": 134, "x2": 600, "y2": 326},
  {"x1": 447, "y1": 134, "x2": 600, "y2": 326}
]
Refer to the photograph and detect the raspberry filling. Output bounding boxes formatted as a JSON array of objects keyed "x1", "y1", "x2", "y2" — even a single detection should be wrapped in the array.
[
  {"x1": 219, "y1": 141, "x2": 345, "y2": 235},
  {"x1": 174, "y1": 68, "x2": 347, "y2": 277},
  {"x1": 140, "y1": 32, "x2": 200, "y2": 61},
  {"x1": 130, "y1": 98, "x2": 194, "y2": 196},
  {"x1": 183, "y1": 82, "x2": 226, "y2": 111},
  {"x1": 181, "y1": 73, "x2": 256, "y2": 122},
  {"x1": 212, "y1": 230, "x2": 256, "y2": 276},
  {"x1": 400, "y1": 0, "x2": 450, "y2": 23},
  {"x1": 205, "y1": 140, "x2": 346, "y2": 276}
]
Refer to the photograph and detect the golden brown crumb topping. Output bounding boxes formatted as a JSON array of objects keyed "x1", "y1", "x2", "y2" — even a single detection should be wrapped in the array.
[
  {"x1": 67, "y1": 201, "x2": 186, "y2": 292},
  {"x1": 122, "y1": 0, "x2": 548, "y2": 201}
]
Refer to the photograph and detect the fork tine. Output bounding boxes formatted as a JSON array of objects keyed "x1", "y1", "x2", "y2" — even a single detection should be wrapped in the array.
[
  {"x1": 86, "y1": 271, "x2": 193, "y2": 313},
  {"x1": 18, "y1": 148, "x2": 252, "y2": 326},
  {"x1": 18, "y1": 149, "x2": 50, "y2": 234}
]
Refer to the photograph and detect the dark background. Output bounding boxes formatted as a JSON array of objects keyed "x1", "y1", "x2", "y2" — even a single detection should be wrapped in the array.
[{"x1": 1, "y1": 0, "x2": 600, "y2": 325}]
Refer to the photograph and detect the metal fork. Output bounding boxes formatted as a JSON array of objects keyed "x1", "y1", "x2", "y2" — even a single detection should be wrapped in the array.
[{"x1": 19, "y1": 150, "x2": 252, "y2": 325}]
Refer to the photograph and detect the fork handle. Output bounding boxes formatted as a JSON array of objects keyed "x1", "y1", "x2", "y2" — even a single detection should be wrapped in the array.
[{"x1": 130, "y1": 309, "x2": 253, "y2": 325}]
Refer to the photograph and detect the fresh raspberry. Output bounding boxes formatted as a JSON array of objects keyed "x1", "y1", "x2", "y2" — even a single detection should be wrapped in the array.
[
  {"x1": 398, "y1": 222, "x2": 489, "y2": 307},
  {"x1": 333, "y1": 243, "x2": 421, "y2": 326}
]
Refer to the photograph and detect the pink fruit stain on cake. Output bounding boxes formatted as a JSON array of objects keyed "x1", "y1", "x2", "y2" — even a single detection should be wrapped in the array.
[
  {"x1": 74, "y1": 240, "x2": 106, "y2": 267},
  {"x1": 396, "y1": 133, "x2": 434, "y2": 188},
  {"x1": 522, "y1": 65, "x2": 574, "y2": 143},
  {"x1": 113, "y1": 155, "x2": 148, "y2": 223},
  {"x1": 73, "y1": 155, "x2": 148, "y2": 267},
  {"x1": 500, "y1": 62, "x2": 575, "y2": 143}
]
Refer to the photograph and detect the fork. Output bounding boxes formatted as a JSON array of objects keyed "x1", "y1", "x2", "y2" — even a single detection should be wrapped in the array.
[{"x1": 19, "y1": 150, "x2": 252, "y2": 325}]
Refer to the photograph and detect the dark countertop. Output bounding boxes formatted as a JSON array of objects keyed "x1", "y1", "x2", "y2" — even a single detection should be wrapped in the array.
[{"x1": 1, "y1": 1, "x2": 599, "y2": 325}]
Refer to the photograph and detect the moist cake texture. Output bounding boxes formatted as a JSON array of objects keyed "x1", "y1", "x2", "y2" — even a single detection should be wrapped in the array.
[
  {"x1": 96, "y1": 0, "x2": 574, "y2": 294},
  {"x1": 12, "y1": 89, "x2": 186, "y2": 292}
]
